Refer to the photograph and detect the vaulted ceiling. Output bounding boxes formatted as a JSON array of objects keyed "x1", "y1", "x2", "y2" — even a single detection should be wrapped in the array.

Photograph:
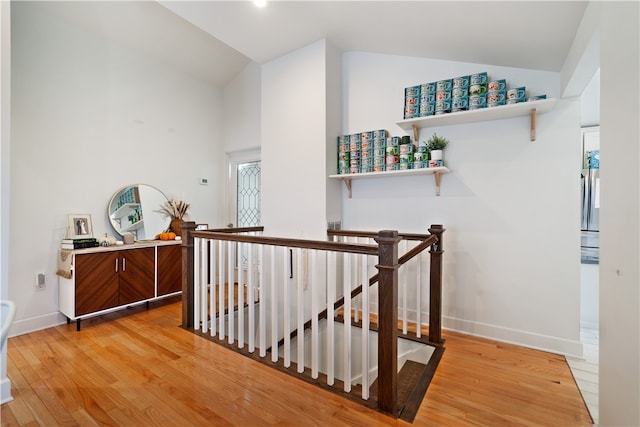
[{"x1": 35, "y1": 1, "x2": 589, "y2": 87}]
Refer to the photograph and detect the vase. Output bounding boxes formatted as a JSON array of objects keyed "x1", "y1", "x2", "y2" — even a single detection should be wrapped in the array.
[
  {"x1": 170, "y1": 219, "x2": 183, "y2": 236},
  {"x1": 430, "y1": 149, "x2": 443, "y2": 161}
]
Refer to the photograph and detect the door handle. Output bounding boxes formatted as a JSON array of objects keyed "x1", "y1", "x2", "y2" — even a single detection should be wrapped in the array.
[
  {"x1": 122, "y1": 257, "x2": 126, "y2": 272},
  {"x1": 115, "y1": 258, "x2": 118, "y2": 272}
]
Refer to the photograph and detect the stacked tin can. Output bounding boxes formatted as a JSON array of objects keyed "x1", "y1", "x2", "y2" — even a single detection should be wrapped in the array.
[
  {"x1": 398, "y1": 136, "x2": 414, "y2": 170},
  {"x1": 403, "y1": 86, "x2": 420, "y2": 119},
  {"x1": 469, "y1": 72, "x2": 489, "y2": 109},
  {"x1": 419, "y1": 82, "x2": 436, "y2": 117},
  {"x1": 384, "y1": 136, "x2": 400, "y2": 171},
  {"x1": 360, "y1": 131, "x2": 373, "y2": 173},
  {"x1": 372, "y1": 129, "x2": 387, "y2": 172},
  {"x1": 414, "y1": 142, "x2": 428, "y2": 169},
  {"x1": 435, "y1": 79, "x2": 452, "y2": 115},
  {"x1": 451, "y1": 75, "x2": 470, "y2": 112},
  {"x1": 337, "y1": 135, "x2": 350, "y2": 174}
]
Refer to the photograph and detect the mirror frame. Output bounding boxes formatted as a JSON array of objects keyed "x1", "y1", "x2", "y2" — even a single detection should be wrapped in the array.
[{"x1": 108, "y1": 184, "x2": 170, "y2": 240}]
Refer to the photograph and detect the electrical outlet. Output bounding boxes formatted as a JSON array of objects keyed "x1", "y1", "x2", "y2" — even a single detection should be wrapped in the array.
[
  {"x1": 199, "y1": 177, "x2": 209, "y2": 185},
  {"x1": 36, "y1": 273, "x2": 46, "y2": 290}
]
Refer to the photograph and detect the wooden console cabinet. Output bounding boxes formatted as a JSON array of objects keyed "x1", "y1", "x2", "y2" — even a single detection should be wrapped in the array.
[{"x1": 59, "y1": 241, "x2": 182, "y2": 330}]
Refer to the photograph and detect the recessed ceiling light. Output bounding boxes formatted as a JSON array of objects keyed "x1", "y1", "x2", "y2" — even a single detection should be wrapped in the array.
[{"x1": 254, "y1": 0, "x2": 267, "y2": 7}]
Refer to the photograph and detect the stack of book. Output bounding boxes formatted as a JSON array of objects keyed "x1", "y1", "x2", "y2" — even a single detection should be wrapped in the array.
[{"x1": 61, "y1": 238, "x2": 99, "y2": 250}]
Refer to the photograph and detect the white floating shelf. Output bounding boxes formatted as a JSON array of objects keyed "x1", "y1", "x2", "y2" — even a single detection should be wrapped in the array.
[
  {"x1": 330, "y1": 167, "x2": 450, "y2": 197},
  {"x1": 396, "y1": 97, "x2": 556, "y2": 142}
]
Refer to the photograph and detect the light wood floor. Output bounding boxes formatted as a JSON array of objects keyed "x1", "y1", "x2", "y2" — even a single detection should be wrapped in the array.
[{"x1": 1, "y1": 298, "x2": 593, "y2": 426}]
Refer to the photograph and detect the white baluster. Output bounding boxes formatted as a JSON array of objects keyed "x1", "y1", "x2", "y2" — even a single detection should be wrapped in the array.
[
  {"x1": 259, "y1": 244, "x2": 266, "y2": 357},
  {"x1": 343, "y1": 252, "x2": 352, "y2": 393},
  {"x1": 218, "y1": 240, "x2": 225, "y2": 340},
  {"x1": 361, "y1": 253, "x2": 370, "y2": 400},
  {"x1": 283, "y1": 247, "x2": 290, "y2": 367},
  {"x1": 210, "y1": 239, "x2": 217, "y2": 337},
  {"x1": 238, "y1": 240, "x2": 245, "y2": 349},
  {"x1": 193, "y1": 237, "x2": 201, "y2": 330},
  {"x1": 311, "y1": 249, "x2": 319, "y2": 379},
  {"x1": 228, "y1": 240, "x2": 234, "y2": 344},
  {"x1": 271, "y1": 245, "x2": 278, "y2": 363},
  {"x1": 247, "y1": 242, "x2": 254, "y2": 352},
  {"x1": 327, "y1": 251, "x2": 336, "y2": 386},
  {"x1": 296, "y1": 247, "x2": 304, "y2": 374}
]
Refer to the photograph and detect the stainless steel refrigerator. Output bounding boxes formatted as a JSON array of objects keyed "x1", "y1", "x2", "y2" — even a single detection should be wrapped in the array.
[{"x1": 581, "y1": 127, "x2": 600, "y2": 264}]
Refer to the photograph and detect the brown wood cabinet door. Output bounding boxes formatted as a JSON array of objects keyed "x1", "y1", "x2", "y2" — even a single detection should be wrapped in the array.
[
  {"x1": 157, "y1": 245, "x2": 182, "y2": 296},
  {"x1": 118, "y1": 247, "x2": 155, "y2": 305},
  {"x1": 75, "y1": 252, "x2": 119, "y2": 316}
]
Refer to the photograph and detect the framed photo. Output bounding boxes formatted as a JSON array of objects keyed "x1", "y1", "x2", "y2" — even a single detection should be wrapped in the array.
[
  {"x1": 67, "y1": 214, "x2": 94, "y2": 239},
  {"x1": 195, "y1": 223, "x2": 209, "y2": 231}
]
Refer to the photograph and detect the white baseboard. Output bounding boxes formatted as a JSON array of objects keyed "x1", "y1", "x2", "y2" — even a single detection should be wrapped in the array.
[
  {"x1": 443, "y1": 315, "x2": 584, "y2": 358},
  {"x1": 8, "y1": 312, "x2": 67, "y2": 338},
  {"x1": 1, "y1": 377, "x2": 13, "y2": 405}
]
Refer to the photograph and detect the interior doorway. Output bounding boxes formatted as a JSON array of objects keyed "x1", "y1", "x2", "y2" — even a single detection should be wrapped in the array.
[{"x1": 226, "y1": 150, "x2": 261, "y2": 229}]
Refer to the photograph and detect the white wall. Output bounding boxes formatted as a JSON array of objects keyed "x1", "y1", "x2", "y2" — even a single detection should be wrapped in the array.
[
  {"x1": 261, "y1": 39, "x2": 337, "y2": 240},
  {"x1": 341, "y1": 52, "x2": 583, "y2": 356},
  {"x1": 1, "y1": 0, "x2": 13, "y2": 405},
  {"x1": 599, "y1": 2, "x2": 640, "y2": 425},
  {"x1": 9, "y1": 3, "x2": 225, "y2": 335}
]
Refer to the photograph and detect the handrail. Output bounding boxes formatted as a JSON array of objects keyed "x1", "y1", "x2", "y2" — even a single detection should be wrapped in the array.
[
  {"x1": 327, "y1": 229, "x2": 432, "y2": 242},
  {"x1": 207, "y1": 226, "x2": 265, "y2": 233},
  {"x1": 192, "y1": 230, "x2": 378, "y2": 256}
]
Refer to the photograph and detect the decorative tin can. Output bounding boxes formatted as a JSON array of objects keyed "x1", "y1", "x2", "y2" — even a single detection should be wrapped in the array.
[
  {"x1": 373, "y1": 129, "x2": 387, "y2": 139},
  {"x1": 428, "y1": 160, "x2": 444, "y2": 168},
  {"x1": 349, "y1": 140, "x2": 360, "y2": 151},
  {"x1": 373, "y1": 139, "x2": 385, "y2": 150},
  {"x1": 435, "y1": 100, "x2": 451, "y2": 114},
  {"x1": 414, "y1": 152, "x2": 426, "y2": 162},
  {"x1": 452, "y1": 87, "x2": 468, "y2": 98},
  {"x1": 436, "y1": 90, "x2": 451, "y2": 101},
  {"x1": 419, "y1": 102, "x2": 435, "y2": 117},
  {"x1": 435, "y1": 79, "x2": 452, "y2": 92},
  {"x1": 420, "y1": 82, "x2": 436, "y2": 93},
  {"x1": 399, "y1": 144, "x2": 413, "y2": 154},
  {"x1": 405, "y1": 95, "x2": 419, "y2": 106},
  {"x1": 350, "y1": 150, "x2": 360, "y2": 160},
  {"x1": 388, "y1": 136, "x2": 400, "y2": 145},
  {"x1": 338, "y1": 160, "x2": 349, "y2": 169},
  {"x1": 487, "y1": 90, "x2": 506, "y2": 107},
  {"x1": 373, "y1": 165, "x2": 385, "y2": 173},
  {"x1": 385, "y1": 145, "x2": 399, "y2": 155},
  {"x1": 373, "y1": 148, "x2": 385, "y2": 157},
  {"x1": 338, "y1": 151, "x2": 349, "y2": 161},
  {"x1": 386, "y1": 164, "x2": 399, "y2": 172},
  {"x1": 338, "y1": 142, "x2": 349, "y2": 153},
  {"x1": 452, "y1": 96, "x2": 469, "y2": 112},
  {"x1": 361, "y1": 158, "x2": 372, "y2": 167},
  {"x1": 404, "y1": 105, "x2": 419, "y2": 119},
  {"x1": 452, "y1": 75, "x2": 470, "y2": 88},
  {"x1": 386, "y1": 154, "x2": 398, "y2": 165},
  {"x1": 404, "y1": 86, "x2": 420, "y2": 97},
  {"x1": 469, "y1": 84, "x2": 488, "y2": 95},
  {"x1": 420, "y1": 91, "x2": 435, "y2": 104},
  {"x1": 361, "y1": 139, "x2": 372, "y2": 151},
  {"x1": 361, "y1": 131, "x2": 373, "y2": 142},
  {"x1": 507, "y1": 87, "x2": 526, "y2": 100},
  {"x1": 399, "y1": 163, "x2": 411, "y2": 170},
  {"x1": 488, "y1": 79, "x2": 507, "y2": 92},
  {"x1": 373, "y1": 156, "x2": 385, "y2": 166},
  {"x1": 469, "y1": 94, "x2": 487, "y2": 109},
  {"x1": 470, "y1": 72, "x2": 488, "y2": 85},
  {"x1": 349, "y1": 166, "x2": 359, "y2": 174},
  {"x1": 361, "y1": 149, "x2": 371, "y2": 159},
  {"x1": 413, "y1": 161, "x2": 424, "y2": 169},
  {"x1": 399, "y1": 153, "x2": 414, "y2": 163}
]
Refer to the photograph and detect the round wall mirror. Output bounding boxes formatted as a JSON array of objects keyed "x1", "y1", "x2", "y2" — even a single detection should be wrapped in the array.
[{"x1": 108, "y1": 184, "x2": 170, "y2": 240}]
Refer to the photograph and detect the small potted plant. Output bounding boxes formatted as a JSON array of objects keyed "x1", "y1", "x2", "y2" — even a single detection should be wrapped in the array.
[{"x1": 426, "y1": 133, "x2": 450, "y2": 162}]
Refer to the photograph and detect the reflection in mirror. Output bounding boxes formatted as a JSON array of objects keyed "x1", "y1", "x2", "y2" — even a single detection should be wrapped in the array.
[{"x1": 108, "y1": 184, "x2": 170, "y2": 240}]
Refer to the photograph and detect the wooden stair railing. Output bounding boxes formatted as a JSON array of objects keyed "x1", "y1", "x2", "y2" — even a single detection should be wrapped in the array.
[{"x1": 180, "y1": 223, "x2": 445, "y2": 418}]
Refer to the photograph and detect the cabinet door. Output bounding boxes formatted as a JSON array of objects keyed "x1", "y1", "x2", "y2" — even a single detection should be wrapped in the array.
[
  {"x1": 118, "y1": 247, "x2": 155, "y2": 305},
  {"x1": 157, "y1": 245, "x2": 182, "y2": 296},
  {"x1": 75, "y1": 252, "x2": 119, "y2": 316}
]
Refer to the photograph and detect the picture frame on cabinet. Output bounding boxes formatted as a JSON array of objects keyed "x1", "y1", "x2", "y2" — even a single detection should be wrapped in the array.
[
  {"x1": 67, "y1": 214, "x2": 94, "y2": 239},
  {"x1": 195, "y1": 224, "x2": 209, "y2": 231}
]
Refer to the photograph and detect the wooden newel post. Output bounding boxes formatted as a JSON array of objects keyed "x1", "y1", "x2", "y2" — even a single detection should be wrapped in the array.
[
  {"x1": 181, "y1": 221, "x2": 196, "y2": 328},
  {"x1": 374, "y1": 230, "x2": 401, "y2": 415},
  {"x1": 428, "y1": 224, "x2": 445, "y2": 345}
]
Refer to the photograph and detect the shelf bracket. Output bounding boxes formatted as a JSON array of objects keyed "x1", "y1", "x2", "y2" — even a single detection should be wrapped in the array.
[
  {"x1": 412, "y1": 124, "x2": 420, "y2": 143},
  {"x1": 434, "y1": 171, "x2": 442, "y2": 196},
  {"x1": 530, "y1": 108, "x2": 537, "y2": 142},
  {"x1": 343, "y1": 178, "x2": 353, "y2": 198}
]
